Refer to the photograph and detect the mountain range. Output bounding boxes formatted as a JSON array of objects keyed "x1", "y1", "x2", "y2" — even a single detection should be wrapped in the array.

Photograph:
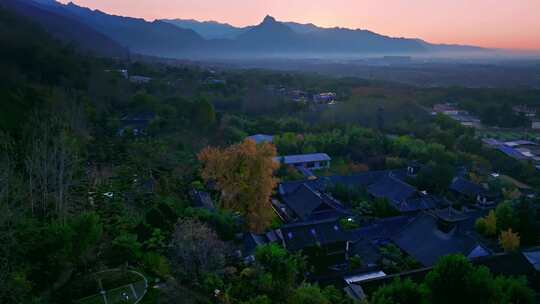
[{"x1": 1, "y1": 0, "x2": 487, "y2": 59}]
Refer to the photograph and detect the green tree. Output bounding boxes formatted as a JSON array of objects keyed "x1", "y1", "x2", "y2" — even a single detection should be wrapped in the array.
[
  {"x1": 371, "y1": 278, "x2": 425, "y2": 304},
  {"x1": 372, "y1": 198, "x2": 400, "y2": 218},
  {"x1": 475, "y1": 210, "x2": 497, "y2": 236},
  {"x1": 416, "y1": 161, "x2": 455, "y2": 194},
  {"x1": 109, "y1": 233, "x2": 142, "y2": 265},
  {"x1": 424, "y1": 255, "x2": 495, "y2": 304},
  {"x1": 379, "y1": 244, "x2": 420, "y2": 274},
  {"x1": 192, "y1": 98, "x2": 216, "y2": 128},
  {"x1": 255, "y1": 244, "x2": 306, "y2": 300},
  {"x1": 494, "y1": 276, "x2": 535, "y2": 304},
  {"x1": 288, "y1": 284, "x2": 330, "y2": 304},
  {"x1": 495, "y1": 201, "x2": 516, "y2": 232}
]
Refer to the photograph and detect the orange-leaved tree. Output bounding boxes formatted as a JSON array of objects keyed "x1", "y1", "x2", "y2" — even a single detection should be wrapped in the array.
[
  {"x1": 499, "y1": 228, "x2": 520, "y2": 252},
  {"x1": 198, "y1": 139, "x2": 279, "y2": 233}
]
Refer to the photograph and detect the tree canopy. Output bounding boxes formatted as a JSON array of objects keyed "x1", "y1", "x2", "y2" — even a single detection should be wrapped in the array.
[{"x1": 198, "y1": 139, "x2": 279, "y2": 232}]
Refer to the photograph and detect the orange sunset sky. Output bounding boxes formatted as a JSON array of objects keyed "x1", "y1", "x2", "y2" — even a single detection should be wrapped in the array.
[{"x1": 58, "y1": 0, "x2": 540, "y2": 50}]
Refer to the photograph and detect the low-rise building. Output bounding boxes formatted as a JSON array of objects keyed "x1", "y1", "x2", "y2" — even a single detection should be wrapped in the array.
[
  {"x1": 274, "y1": 182, "x2": 351, "y2": 222},
  {"x1": 449, "y1": 177, "x2": 497, "y2": 206},
  {"x1": 118, "y1": 112, "x2": 156, "y2": 136},
  {"x1": 391, "y1": 212, "x2": 490, "y2": 267},
  {"x1": 432, "y1": 103, "x2": 459, "y2": 115},
  {"x1": 246, "y1": 134, "x2": 274, "y2": 144},
  {"x1": 275, "y1": 153, "x2": 331, "y2": 170},
  {"x1": 512, "y1": 105, "x2": 537, "y2": 117},
  {"x1": 313, "y1": 92, "x2": 337, "y2": 104},
  {"x1": 129, "y1": 75, "x2": 152, "y2": 84}
]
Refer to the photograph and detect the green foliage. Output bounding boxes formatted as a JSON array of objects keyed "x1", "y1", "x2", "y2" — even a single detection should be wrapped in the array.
[
  {"x1": 475, "y1": 210, "x2": 497, "y2": 237},
  {"x1": 416, "y1": 161, "x2": 455, "y2": 194},
  {"x1": 372, "y1": 198, "x2": 400, "y2": 218},
  {"x1": 254, "y1": 244, "x2": 306, "y2": 299},
  {"x1": 109, "y1": 234, "x2": 143, "y2": 265},
  {"x1": 143, "y1": 228, "x2": 167, "y2": 252},
  {"x1": 495, "y1": 201, "x2": 517, "y2": 232},
  {"x1": 371, "y1": 278, "x2": 425, "y2": 304},
  {"x1": 329, "y1": 183, "x2": 368, "y2": 206},
  {"x1": 273, "y1": 126, "x2": 386, "y2": 161},
  {"x1": 340, "y1": 217, "x2": 360, "y2": 230},
  {"x1": 142, "y1": 252, "x2": 170, "y2": 278},
  {"x1": 182, "y1": 207, "x2": 239, "y2": 240},
  {"x1": 192, "y1": 97, "x2": 216, "y2": 128},
  {"x1": 423, "y1": 254, "x2": 534, "y2": 304},
  {"x1": 349, "y1": 255, "x2": 363, "y2": 270},
  {"x1": 379, "y1": 244, "x2": 421, "y2": 274},
  {"x1": 494, "y1": 276, "x2": 536, "y2": 304},
  {"x1": 69, "y1": 212, "x2": 104, "y2": 260},
  {"x1": 370, "y1": 254, "x2": 536, "y2": 304},
  {"x1": 288, "y1": 284, "x2": 331, "y2": 304}
]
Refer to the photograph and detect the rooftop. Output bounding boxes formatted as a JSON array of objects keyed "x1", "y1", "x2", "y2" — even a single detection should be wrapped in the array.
[
  {"x1": 278, "y1": 218, "x2": 351, "y2": 251},
  {"x1": 276, "y1": 153, "x2": 331, "y2": 165},
  {"x1": 391, "y1": 213, "x2": 489, "y2": 266},
  {"x1": 280, "y1": 183, "x2": 350, "y2": 221},
  {"x1": 449, "y1": 177, "x2": 486, "y2": 197},
  {"x1": 366, "y1": 173, "x2": 417, "y2": 204},
  {"x1": 246, "y1": 134, "x2": 274, "y2": 144}
]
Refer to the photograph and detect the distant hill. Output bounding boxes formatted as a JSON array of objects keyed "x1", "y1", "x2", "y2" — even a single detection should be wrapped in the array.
[
  {"x1": 12, "y1": 0, "x2": 205, "y2": 57},
  {"x1": 228, "y1": 15, "x2": 428, "y2": 55},
  {"x1": 161, "y1": 18, "x2": 321, "y2": 38},
  {"x1": 0, "y1": 0, "x2": 126, "y2": 57},
  {"x1": 10, "y1": 0, "x2": 486, "y2": 59},
  {"x1": 164, "y1": 15, "x2": 485, "y2": 56},
  {"x1": 57, "y1": 2, "x2": 205, "y2": 57},
  {"x1": 162, "y1": 18, "x2": 249, "y2": 39},
  {"x1": 283, "y1": 22, "x2": 321, "y2": 34}
]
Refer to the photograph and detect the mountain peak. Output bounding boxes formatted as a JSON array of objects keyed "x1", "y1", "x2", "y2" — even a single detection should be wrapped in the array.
[{"x1": 262, "y1": 15, "x2": 277, "y2": 24}]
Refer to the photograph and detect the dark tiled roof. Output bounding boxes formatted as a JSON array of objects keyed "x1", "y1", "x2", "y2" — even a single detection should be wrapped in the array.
[
  {"x1": 278, "y1": 169, "x2": 410, "y2": 196},
  {"x1": 352, "y1": 216, "x2": 414, "y2": 241},
  {"x1": 398, "y1": 196, "x2": 448, "y2": 213},
  {"x1": 474, "y1": 252, "x2": 537, "y2": 277},
  {"x1": 281, "y1": 183, "x2": 350, "y2": 221},
  {"x1": 449, "y1": 177, "x2": 486, "y2": 198},
  {"x1": 391, "y1": 214, "x2": 488, "y2": 266},
  {"x1": 242, "y1": 230, "x2": 281, "y2": 257},
  {"x1": 279, "y1": 218, "x2": 352, "y2": 251},
  {"x1": 349, "y1": 240, "x2": 386, "y2": 268},
  {"x1": 497, "y1": 145, "x2": 528, "y2": 160},
  {"x1": 523, "y1": 249, "x2": 540, "y2": 271},
  {"x1": 326, "y1": 171, "x2": 390, "y2": 187},
  {"x1": 367, "y1": 174, "x2": 417, "y2": 203},
  {"x1": 189, "y1": 190, "x2": 215, "y2": 210},
  {"x1": 279, "y1": 179, "x2": 327, "y2": 195}
]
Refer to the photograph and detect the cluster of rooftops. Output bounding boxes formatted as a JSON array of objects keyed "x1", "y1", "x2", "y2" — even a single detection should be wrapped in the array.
[
  {"x1": 483, "y1": 138, "x2": 540, "y2": 171},
  {"x1": 188, "y1": 143, "x2": 539, "y2": 300},
  {"x1": 247, "y1": 165, "x2": 495, "y2": 257},
  {"x1": 240, "y1": 161, "x2": 523, "y2": 299}
]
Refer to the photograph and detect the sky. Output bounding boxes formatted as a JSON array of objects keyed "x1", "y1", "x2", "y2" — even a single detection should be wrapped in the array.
[{"x1": 58, "y1": 0, "x2": 540, "y2": 50}]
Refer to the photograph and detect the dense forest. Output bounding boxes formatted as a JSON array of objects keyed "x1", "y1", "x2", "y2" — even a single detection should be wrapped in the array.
[{"x1": 1, "y1": 6, "x2": 540, "y2": 304}]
